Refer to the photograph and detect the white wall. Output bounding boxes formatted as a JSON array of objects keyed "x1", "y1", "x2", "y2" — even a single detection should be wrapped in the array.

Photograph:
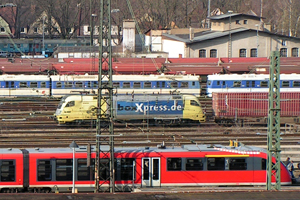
[{"x1": 162, "y1": 39, "x2": 185, "y2": 58}]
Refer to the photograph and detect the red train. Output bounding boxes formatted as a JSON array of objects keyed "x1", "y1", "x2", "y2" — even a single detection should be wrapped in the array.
[
  {"x1": 212, "y1": 92, "x2": 300, "y2": 125},
  {"x1": 0, "y1": 143, "x2": 292, "y2": 193}
]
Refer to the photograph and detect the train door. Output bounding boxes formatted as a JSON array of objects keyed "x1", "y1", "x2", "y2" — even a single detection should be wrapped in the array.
[{"x1": 142, "y1": 157, "x2": 160, "y2": 187}]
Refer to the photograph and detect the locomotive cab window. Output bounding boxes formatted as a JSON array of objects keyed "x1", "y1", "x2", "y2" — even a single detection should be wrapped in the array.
[
  {"x1": 65, "y1": 101, "x2": 75, "y2": 107},
  {"x1": 0, "y1": 160, "x2": 15, "y2": 182},
  {"x1": 190, "y1": 100, "x2": 200, "y2": 106},
  {"x1": 167, "y1": 158, "x2": 182, "y2": 171}
]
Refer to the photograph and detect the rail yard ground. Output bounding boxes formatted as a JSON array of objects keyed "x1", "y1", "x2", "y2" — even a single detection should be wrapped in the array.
[{"x1": 1, "y1": 97, "x2": 300, "y2": 195}]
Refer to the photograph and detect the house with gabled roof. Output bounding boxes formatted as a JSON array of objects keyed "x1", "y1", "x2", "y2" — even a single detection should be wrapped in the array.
[{"x1": 159, "y1": 12, "x2": 300, "y2": 58}]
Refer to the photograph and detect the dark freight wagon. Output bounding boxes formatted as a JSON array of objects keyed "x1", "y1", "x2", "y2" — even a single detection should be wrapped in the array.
[{"x1": 212, "y1": 92, "x2": 300, "y2": 125}]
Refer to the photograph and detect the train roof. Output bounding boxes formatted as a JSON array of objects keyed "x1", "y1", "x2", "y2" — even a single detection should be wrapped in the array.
[
  {"x1": 208, "y1": 73, "x2": 300, "y2": 80},
  {"x1": 0, "y1": 148, "x2": 23, "y2": 154},
  {"x1": 0, "y1": 74, "x2": 50, "y2": 81},
  {"x1": 25, "y1": 144, "x2": 265, "y2": 154},
  {"x1": 50, "y1": 74, "x2": 199, "y2": 81}
]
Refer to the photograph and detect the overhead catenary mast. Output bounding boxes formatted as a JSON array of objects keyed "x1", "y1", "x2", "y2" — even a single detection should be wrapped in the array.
[{"x1": 95, "y1": 0, "x2": 115, "y2": 193}]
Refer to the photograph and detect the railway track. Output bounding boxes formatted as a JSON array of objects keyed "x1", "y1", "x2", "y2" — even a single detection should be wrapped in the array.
[{"x1": 0, "y1": 97, "x2": 300, "y2": 162}]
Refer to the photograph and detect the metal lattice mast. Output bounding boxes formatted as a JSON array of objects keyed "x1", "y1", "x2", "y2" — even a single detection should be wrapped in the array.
[
  {"x1": 95, "y1": 0, "x2": 114, "y2": 193},
  {"x1": 267, "y1": 51, "x2": 281, "y2": 190}
]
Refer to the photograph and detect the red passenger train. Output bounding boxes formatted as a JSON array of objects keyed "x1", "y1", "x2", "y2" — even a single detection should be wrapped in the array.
[{"x1": 0, "y1": 143, "x2": 292, "y2": 193}]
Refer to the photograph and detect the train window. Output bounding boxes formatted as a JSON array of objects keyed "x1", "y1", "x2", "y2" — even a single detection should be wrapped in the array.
[
  {"x1": 37, "y1": 160, "x2": 52, "y2": 181},
  {"x1": 181, "y1": 82, "x2": 188, "y2": 88},
  {"x1": 92, "y1": 81, "x2": 98, "y2": 88},
  {"x1": 293, "y1": 81, "x2": 300, "y2": 87},
  {"x1": 55, "y1": 159, "x2": 72, "y2": 181},
  {"x1": 171, "y1": 82, "x2": 178, "y2": 88},
  {"x1": 56, "y1": 82, "x2": 62, "y2": 88},
  {"x1": 167, "y1": 158, "x2": 182, "y2": 171},
  {"x1": 260, "y1": 81, "x2": 268, "y2": 88},
  {"x1": 20, "y1": 82, "x2": 28, "y2": 88},
  {"x1": 190, "y1": 100, "x2": 200, "y2": 106},
  {"x1": 65, "y1": 82, "x2": 73, "y2": 88},
  {"x1": 133, "y1": 82, "x2": 141, "y2": 88},
  {"x1": 65, "y1": 101, "x2": 75, "y2": 107},
  {"x1": 162, "y1": 82, "x2": 166, "y2": 88},
  {"x1": 217, "y1": 81, "x2": 220, "y2": 86},
  {"x1": 186, "y1": 158, "x2": 203, "y2": 171},
  {"x1": 99, "y1": 159, "x2": 109, "y2": 180},
  {"x1": 207, "y1": 81, "x2": 211, "y2": 86},
  {"x1": 113, "y1": 82, "x2": 120, "y2": 88},
  {"x1": 282, "y1": 81, "x2": 290, "y2": 87},
  {"x1": 233, "y1": 81, "x2": 241, "y2": 87},
  {"x1": 246, "y1": 81, "x2": 255, "y2": 87},
  {"x1": 192, "y1": 81, "x2": 196, "y2": 86},
  {"x1": 29, "y1": 82, "x2": 38, "y2": 88},
  {"x1": 115, "y1": 158, "x2": 135, "y2": 181},
  {"x1": 261, "y1": 158, "x2": 266, "y2": 170},
  {"x1": 123, "y1": 82, "x2": 131, "y2": 88},
  {"x1": 41, "y1": 82, "x2": 46, "y2": 88},
  {"x1": 0, "y1": 160, "x2": 15, "y2": 182},
  {"x1": 229, "y1": 158, "x2": 247, "y2": 170},
  {"x1": 144, "y1": 81, "x2": 151, "y2": 88},
  {"x1": 77, "y1": 159, "x2": 95, "y2": 181},
  {"x1": 207, "y1": 157, "x2": 225, "y2": 170},
  {"x1": 75, "y1": 82, "x2": 83, "y2": 88}
]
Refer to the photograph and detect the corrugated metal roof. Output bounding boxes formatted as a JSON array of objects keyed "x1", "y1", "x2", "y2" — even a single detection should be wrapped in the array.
[{"x1": 208, "y1": 13, "x2": 261, "y2": 20}]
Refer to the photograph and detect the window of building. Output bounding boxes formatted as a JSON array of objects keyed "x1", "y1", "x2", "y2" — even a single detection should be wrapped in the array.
[
  {"x1": 229, "y1": 158, "x2": 247, "y2": 170},
  {"x1": 56, "y1": 159, "x2": 72, "y2": 181},
  {"x1": 207, "y1": 157, "x2": 225, "y2": 170},
  {"x1": 34, "y1": 27, "x2": 38, "y2": 33},
  {"x1": 280, "y1": 48, "x2": 287, "y2": 57},
  {"x1": 0, "y1": 160, "x2": 15, "y2": 182},
  {"x1": 0, "y1": 27, "x2": 5, "y2": 32},
  {"x1": 282, "y1": 40, "x2": 286, "y2": 46},
  {"x1": 20, "y1": 27, "x2": 25, "y2": 33},
  {"x1": 186, "y1": 158, "x2": 203, "y2": 171},
  {"x1": 239, "y1": 49, "x2": 247, "y2": 57},
  {"x1": 167, "y1": 158, "x2": 182, "y2": 171},
  {"x1": 243, "y1": 20, "x2": 248, "y2": 24},
  {"x1": 250, "y1": 48, "x2": 257, "y2": 57},
  {"x1": 144, "y1": 81, "x2": 151, "y2": 88},
  {"x1": 37, "y1": 160, "x2": 52, "y2": 181},
  {"x1": 236, "y1": 20, "x2": 240, "y2": 24},
  {"x1": 199, "y1": 49, "x2": 206, "y2": 58},
  {"x1": 292, "y1": 48, "x2": 298, "y2": 57},
  {"x1": 210, "y1": 49, "x2": 217, "y2": 58}
]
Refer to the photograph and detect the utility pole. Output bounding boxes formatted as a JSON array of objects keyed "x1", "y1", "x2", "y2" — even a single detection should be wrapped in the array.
[
  {"x1": 267, "y1": 51, "x2": 281, "y2": 190},
  {"x1": 95, "y1": 0, "x2": 115, "y2": 193}
]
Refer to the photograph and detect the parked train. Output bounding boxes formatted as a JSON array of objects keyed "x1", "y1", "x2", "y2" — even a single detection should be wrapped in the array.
[
  {"x1": 0, "y1": 74, "x2": 201, "y2": 97},
  {"x1": 212, "y1": 92, "x2": 300, "y2": 125},
  {"x1": 0, "y1": 142, "x2": 292, "y2": 193},
  {"x1": 54, "y1": 94, "x2": 206, "y2": 125},
  {"x1": 207, "y1": 73, "x2": 300, "y2": 97}
]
